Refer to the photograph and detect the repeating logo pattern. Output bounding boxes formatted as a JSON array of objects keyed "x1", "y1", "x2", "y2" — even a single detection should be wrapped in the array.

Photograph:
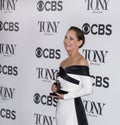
[{"x1": 0, "y1": 0, "x2": 115, "y2": 124}]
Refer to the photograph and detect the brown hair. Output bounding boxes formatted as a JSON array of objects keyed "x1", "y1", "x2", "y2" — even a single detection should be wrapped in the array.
[{"x1": 68, "y1": 26, "x2": 85, "y2": 48}]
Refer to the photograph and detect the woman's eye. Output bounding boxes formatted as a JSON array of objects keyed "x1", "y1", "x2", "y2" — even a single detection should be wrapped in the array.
[
  {"x1": 64, "y1": 36, "x2": 67, "y2": 39},
  {"x1": 70, "y1": 37, "x2": 73, "y2": 40}
]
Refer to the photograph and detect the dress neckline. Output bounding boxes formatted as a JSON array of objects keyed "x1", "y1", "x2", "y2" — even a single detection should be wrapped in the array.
[{"x1": 60, "y1": 65, "x2": 89, "y2": 70}]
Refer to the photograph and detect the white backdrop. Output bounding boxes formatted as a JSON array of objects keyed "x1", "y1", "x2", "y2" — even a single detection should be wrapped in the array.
[{"x1": 0, "y1": 0, "x2": 120, "y2": 125}]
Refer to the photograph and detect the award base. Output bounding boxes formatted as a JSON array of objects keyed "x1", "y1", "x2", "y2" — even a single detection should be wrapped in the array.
[
  {"x1": 50, "y1": 80, "x2": 68, "y2": 96},
  {"x1": 50, "y1": 90, "x2": 68, "y2": 96},
  {"x1": 49, "y1": 92, "x2": 58, "y2": 96}
]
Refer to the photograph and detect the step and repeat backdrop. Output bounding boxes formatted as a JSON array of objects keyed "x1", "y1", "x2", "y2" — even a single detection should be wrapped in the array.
[{"x1": 0, "y1": 0, "x2": 120, "y2": 125}]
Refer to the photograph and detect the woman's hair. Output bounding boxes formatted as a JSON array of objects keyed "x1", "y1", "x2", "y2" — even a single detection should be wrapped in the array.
[{"x1": 68, "y1": 26, "x2": 85, "y2": 48}]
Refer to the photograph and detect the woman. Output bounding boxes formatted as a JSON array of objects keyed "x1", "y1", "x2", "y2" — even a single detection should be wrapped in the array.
[{"x1": 51, "y1": 26, "x2": 93, "y2": 125}]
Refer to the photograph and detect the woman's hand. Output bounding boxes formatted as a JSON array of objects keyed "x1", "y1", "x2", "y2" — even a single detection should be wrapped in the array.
[
  {"x1": 55, "y1": 93, "x2": 64, "y2": 99},
  {"x1": 51, "y1": 84, "x2": 64, "y2": 99},
  {"x1": 50, "y1": 93, "x2": 64, "y2": 100},
  {"x1": 51, "y1": 84, "x2": 57, "y2": 93}
]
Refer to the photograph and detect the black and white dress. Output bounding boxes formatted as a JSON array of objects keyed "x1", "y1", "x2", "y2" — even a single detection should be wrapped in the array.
[{"x1": 56, "y1": 65, "x2": 92, "y2": 125}]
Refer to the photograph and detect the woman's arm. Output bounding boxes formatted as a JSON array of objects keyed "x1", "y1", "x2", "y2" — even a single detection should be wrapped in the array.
[{"x1": 63, "y1": 75, "x2": 93, "y2": 100}]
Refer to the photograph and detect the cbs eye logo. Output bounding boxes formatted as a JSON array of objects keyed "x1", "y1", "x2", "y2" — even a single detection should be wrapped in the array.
[
  {"x1": 35, "y1": 47, "x2": 61, "y2": 59},
  {"x1": 33, "y1": 93, "x2": 57, "y2": 107},
  {"x1": 35, "y1": 47, "x2": 42, "y2": 58},
  {"x1": 33, "y1": 93, "x2": 40, "y2": 104},
  {"x1": 0, "y1": 21, "x2": 19, "y2": 32},
  {"x1": 82, "y1": 23, "x2": 112, "y2": 35},
  {"x1": 37, "y1": 0, "x2": 63, "y2": 11},
  {"x1": 37, "y1": 1, "x2": 44, "y2": 11}
]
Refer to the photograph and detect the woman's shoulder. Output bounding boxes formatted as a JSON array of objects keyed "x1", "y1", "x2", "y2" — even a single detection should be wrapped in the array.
[
  {"x1": 78, "y1": 55, "x2": 89, "y2": 67},
  {"x1": 60, "y1": 58, "x2": 67, "y2": 67},
  {"x1": 60, "y1": 56, "x2": 89, "y2": 68}
]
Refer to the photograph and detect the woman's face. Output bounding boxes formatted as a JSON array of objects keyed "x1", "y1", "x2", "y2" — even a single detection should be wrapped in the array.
[{"x1": 64, "y1": 30, "x2": 81, "y2": 52}]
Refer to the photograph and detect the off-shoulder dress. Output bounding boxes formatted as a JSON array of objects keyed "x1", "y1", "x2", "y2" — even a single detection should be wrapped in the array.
[{"x1": 56, "y1": 65, "x2": 92, "y2": 125}]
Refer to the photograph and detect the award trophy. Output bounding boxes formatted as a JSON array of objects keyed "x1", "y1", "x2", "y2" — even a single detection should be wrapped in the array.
[{"x1": 50, "y1": 79, "x2": 61, "y2": 96}]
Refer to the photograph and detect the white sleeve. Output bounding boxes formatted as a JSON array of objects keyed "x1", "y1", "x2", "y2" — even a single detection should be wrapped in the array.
[{"x1": 63, "y1": 75, "x2": 93, "y2": 100}]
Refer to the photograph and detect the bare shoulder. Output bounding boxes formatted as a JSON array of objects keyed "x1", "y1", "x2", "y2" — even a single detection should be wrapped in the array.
[
  {"x1": 78, "y1": 55, "x2": 89, "y2": 67},
  {"x1": 60, "y1": 59, "x2": 67, "y2": 67}
]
